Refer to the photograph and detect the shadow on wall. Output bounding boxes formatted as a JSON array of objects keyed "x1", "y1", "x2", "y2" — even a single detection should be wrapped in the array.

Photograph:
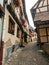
[{"x1": 4, "y1": 39, "x2": 19, "y2": 62}]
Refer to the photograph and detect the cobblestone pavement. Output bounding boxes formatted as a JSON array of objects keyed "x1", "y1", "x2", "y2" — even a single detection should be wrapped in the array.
[{"x1": 5, "y1": 42, "x2": 49, "y2": 65}]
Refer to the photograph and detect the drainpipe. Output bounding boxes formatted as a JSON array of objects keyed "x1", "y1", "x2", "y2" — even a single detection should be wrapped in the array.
[
  {"x1": 0, "y1": 17, "x2": 3, "y2": 48},
  {"x1": 0, "y1": 15, "x2": 4, "y2": 65}
]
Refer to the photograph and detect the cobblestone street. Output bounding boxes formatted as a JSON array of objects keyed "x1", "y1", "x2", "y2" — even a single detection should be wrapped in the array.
[{"x1": 5, "y1": 42, "x2": 49, "y2": 65}]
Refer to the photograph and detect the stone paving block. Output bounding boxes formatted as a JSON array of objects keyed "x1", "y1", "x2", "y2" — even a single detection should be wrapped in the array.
[{"x1": 5, "y1": 42, "x2": 49, "y2": 65}]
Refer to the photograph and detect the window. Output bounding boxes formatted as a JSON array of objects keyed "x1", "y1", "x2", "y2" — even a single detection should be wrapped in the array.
[
  {"x1": 20, "y1": 6, "x2": 23, "y2": 16},
  {"x1": 17, "y1": 26, "x2": 20, "y2": 38},
  {"x1": 8, "y1": 16, "x2": 15, "y2": 35}
]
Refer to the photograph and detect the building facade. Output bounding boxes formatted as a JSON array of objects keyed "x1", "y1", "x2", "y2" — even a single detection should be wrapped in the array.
[
  {"x1": 0, "y1": 0, "x2": 29, "y2": 65},
  {"x1": 31, "y1": 0, "x2": 49, "y2": 55}
]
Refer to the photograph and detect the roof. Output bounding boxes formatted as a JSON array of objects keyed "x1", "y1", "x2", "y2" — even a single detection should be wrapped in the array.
[
  {"x1": 34, "y1": 11, "x2": 49, "y2": 21},
  {"x1": 31, "y1": 0, "x2": 49, "y2": 21},
  {"x1": 31, "y1": 0, "x2": 49, "y2": 13}
]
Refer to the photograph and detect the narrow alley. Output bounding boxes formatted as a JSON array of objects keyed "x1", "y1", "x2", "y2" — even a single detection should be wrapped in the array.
[
  {"x1": 0, "y1": 0, "x2": 49, "y2": 65},
  {"x1": 5, "y1": 42, "x2": 49, "y2": 65}
]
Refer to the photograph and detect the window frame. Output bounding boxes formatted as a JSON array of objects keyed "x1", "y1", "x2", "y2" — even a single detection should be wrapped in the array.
[{"x1": 8, "y1": 16, "x2": 15, "y2": 35}]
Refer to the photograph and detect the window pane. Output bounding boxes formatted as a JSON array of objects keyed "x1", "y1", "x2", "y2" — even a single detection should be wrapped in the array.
[
  {"x1": 8, "y1": 16, "x2": 15, "y2": 35},
  {"x1": 40, "y1": 37, "x2": 47, "y2": 42},
  {"x1": 47, "y1": 28, "x2": 49, "y2": 35},
  {"x1": 39, "y1": 28, "x2": 46, "y2": 36},
  {"x1": 48, "y1": 36, "x2": 49, "y2": 42}
]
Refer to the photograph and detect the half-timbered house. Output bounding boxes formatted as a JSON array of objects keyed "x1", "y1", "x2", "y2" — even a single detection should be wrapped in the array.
[{"x1": 31, "y1": 0, "x2": 49, "y2": 54}]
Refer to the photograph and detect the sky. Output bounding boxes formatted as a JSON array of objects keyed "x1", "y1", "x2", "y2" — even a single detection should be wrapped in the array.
[
  {"x1": 25, "y1": 0, "x2": 38, "y2": 29},
  {"x1": 0, "y1": 0, "x2": 3, "y2": 6}
]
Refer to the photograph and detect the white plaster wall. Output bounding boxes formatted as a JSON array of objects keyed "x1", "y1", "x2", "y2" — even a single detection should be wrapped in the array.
[{"x1": 3, "y1": 8, "x2": 20, "y2": 45}]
